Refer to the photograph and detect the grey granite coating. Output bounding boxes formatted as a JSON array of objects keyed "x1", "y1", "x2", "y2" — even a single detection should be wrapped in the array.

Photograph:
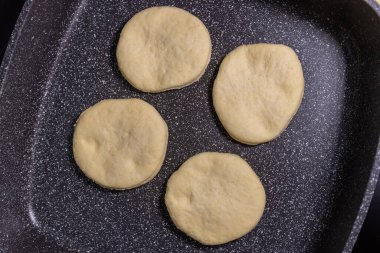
[{"x1": 0, "y1": 0, "x2": 379, "y2": 252}]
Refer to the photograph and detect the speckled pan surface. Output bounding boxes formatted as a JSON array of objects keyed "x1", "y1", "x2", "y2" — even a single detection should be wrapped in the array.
[{"x1": 0, "y1": 0, "x2": 379, "y2": 252}]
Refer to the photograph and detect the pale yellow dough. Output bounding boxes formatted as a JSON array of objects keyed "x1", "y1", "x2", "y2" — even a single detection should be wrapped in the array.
[
  {"x1": 116, "y1": 6, "x2": 211, "y2": 93},
  {"x1": 165, "y1": 152, "x2": 266, "y2": 245},
  {"x1": 73, "y1": 99, "x2": 168, "y2": 190},
  {"x1": 213, "y1": 44, "x2": 304, "y2": 145}
]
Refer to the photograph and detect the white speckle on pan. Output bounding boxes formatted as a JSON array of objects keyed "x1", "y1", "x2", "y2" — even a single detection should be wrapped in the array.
[{"x1": 28, "y1": 203, "x2": 39, "y2": 228}]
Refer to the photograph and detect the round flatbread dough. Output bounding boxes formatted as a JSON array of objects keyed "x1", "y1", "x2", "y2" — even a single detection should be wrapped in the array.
[
  {"x1": 73, "y1": 98, "x2": 168, "y2": 190},
  {"x1": 116, "y1": 6, "x2": 211, "y2": 92},
  {"x1": 213, "y1": 44, "x2": 304, "y2": 145},
  {"x1": 165, "y1": 152, "x2": 266, "y2": 245}
]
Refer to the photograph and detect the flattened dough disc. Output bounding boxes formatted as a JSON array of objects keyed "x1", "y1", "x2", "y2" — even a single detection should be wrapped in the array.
[
  {"x1": 213, "y1": 44, "x2": 304, "y2": 145},
  {"x1": 165, "y1": 152, "x2": 266, "y2": 245},
  {"x1": 73, "y1": 98, "x2": 168, "y2": 190},
  {"x1": 116, "y1": 6, "x2": 212, "y2": 92}
]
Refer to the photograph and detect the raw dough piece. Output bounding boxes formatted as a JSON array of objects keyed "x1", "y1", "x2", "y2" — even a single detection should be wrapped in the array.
[
  {"x1": 116, "y1": 6, "x2": 211, "y2": 92},
  {"x1": 165, "y1": 152, "x2": 266, "y2": 245},
  {"x1": 73, "y1": 99, "x2": 168, "y2": 190},
  {"x1": 213, "y1": 44, "x2": 304, "y2": 145}
]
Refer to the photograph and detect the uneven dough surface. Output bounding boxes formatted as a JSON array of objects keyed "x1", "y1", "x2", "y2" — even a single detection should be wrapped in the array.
[
  {"x1": 73, "y1": 99, "x2": 168, "y2": 189},
  {"x1": 165, "y1": 152, "x2": 266, "y2": 245},
  {"x1": 116, "y1": 6, "x2": 211, "y2": 92},
  {"x1": 213, "y1": 44, "x2": 304, "y2": 145}
]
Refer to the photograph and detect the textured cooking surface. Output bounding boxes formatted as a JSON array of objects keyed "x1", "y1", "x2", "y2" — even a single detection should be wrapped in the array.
[{"x1": 0, "y1": 0, "x2": 379, "y2": 252}]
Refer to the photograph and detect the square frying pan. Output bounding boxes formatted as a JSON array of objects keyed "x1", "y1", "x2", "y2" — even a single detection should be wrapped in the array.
[{"x1": 0, "y1": 0, "x2": 379, "y2": 252}]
